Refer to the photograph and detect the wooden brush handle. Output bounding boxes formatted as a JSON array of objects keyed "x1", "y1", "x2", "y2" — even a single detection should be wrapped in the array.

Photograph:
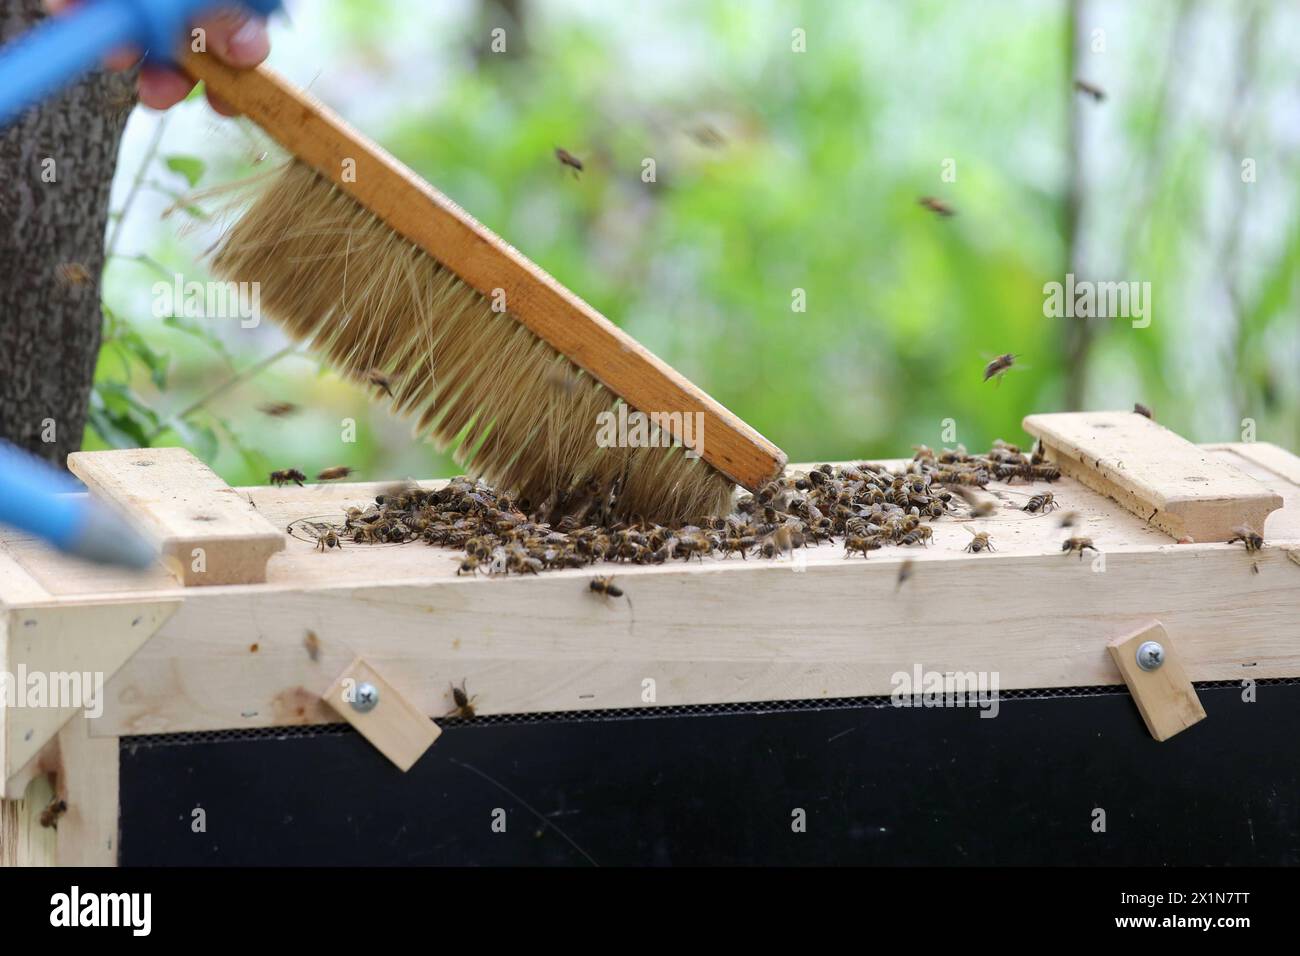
[{"x1": 181, "y1": 51, "x2": 786, "y2": 492}]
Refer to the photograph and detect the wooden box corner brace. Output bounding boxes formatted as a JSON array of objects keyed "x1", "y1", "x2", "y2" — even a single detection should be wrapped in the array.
[
  {"x1": 322, "y1": 657, "x2": 441, "y2": 772},
  {"x1": 1107, "y1": 621, "x2": 1206, "y2": 742}
]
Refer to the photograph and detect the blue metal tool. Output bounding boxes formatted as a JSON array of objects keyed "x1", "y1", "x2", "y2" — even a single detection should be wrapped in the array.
[
  {"x1": 0, "y1": 0, "x2": 281, "y2": 128},
  {"x1": 0, "y1": 442, "x2": 157, "y2": 570}
]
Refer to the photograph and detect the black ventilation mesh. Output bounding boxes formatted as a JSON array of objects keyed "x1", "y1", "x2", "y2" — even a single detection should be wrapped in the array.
[{"x1": 120, "y1": 676, "x2": 1295, "y2": 750}]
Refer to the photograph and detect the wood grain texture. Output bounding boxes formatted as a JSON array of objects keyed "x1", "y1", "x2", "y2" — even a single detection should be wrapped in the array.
[
  {"x1": 322, "y1": 657, "x2": 441, "y2": 772},
  {"x1": 67, "y1": 446, "x2": 284, "y2": 585},
  {"x1": 0, "y1": 773, "x2": 56, "y2": 867},
  {"x1": 54, "y1": 714, "x2": 118, "y2": 866},
  {"x1": 1107, "y1": 621, "x2": 1206, "y2": 742},
  {"x1": 1024, "y1": 411, "x2": 1283, "y2": 541},
  {"x1": 180, "y1": 52, "x2": 785, "y2": 491}
]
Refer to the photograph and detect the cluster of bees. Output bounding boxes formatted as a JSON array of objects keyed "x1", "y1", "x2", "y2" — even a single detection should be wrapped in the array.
[{"x1": 318, "y1": 440, "x2": 1071, "y2": 575}]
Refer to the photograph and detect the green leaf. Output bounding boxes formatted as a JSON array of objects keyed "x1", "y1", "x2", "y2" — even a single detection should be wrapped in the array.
[
  {"x1": 87, "y1": 383, "x2": 160, "y2": 448},
  {"x1": 168, "y1": 417, "x2": 220, "y2": 462},
  {"x1": 163, "y1": 314, "x2": 236, "y2": 369},
  {"x1": 164, "y1": 155, "x2": 206, "y2": 188},
  {"x1": 116, "y1": 327, "x2": 170, "y2": 389}
]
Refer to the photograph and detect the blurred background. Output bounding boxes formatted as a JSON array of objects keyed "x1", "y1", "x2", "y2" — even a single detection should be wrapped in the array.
[{"x1": 89, "y1": 0, "x2": 1300, "y2": 485}]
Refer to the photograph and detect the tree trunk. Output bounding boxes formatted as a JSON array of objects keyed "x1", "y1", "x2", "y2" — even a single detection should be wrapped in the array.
[{"x1": 0, "y1": 0, "x2": 135, "y2": 467}]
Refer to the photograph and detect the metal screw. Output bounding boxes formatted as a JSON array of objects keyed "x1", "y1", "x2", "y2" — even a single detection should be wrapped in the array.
[
  {"x1": 351, "y1": 682, "x2": 379, "y2": 713},
  {"x1": 1136, "y1": 641, "x2": 1165, "y2": 671}
]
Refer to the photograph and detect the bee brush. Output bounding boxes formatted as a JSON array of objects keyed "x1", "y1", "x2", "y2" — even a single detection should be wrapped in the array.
[{"x1": 181, "y1": 51, "x2": 785, "y2": 523}]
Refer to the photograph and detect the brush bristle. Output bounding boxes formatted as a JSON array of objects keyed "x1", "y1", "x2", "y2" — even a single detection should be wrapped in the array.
[{"x1": 209, "y1": 161, "x2": 735, "y2": 523}]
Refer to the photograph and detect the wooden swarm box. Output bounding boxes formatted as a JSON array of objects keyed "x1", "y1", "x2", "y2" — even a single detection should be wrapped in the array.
[{"x1": 2, "y1": 411, "x2": 1298, "y2": 866}]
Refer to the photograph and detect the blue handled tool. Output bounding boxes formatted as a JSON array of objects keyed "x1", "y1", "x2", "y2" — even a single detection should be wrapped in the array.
[
  {"x1": 0, "y1": 0, "x2": 281, "y2": 128},
  {"x1": 0, "y1": 442, "x2": 157, "y2": 570}
]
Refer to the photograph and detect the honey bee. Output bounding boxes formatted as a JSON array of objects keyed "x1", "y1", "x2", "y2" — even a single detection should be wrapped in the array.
[
  {"x1": 366, "y1": 369, "x2": 394, "y2": 397},
  {"x1": 555, "y1": 147, "x2": 584, "y2": 176},
  {"x1": 1061, "y1": 536, "x2": 1098, "y2": 559},
  {"x1": 1227, "y1": 525, "x2": 1264, "y2": 553},
  {"x1": 963, "y1": 527, "x2": 995, "y2": 554},
  {"x1": 896, "y1": 558, "x2": 914, "y2": 591},
  {"x1": 1021, "y1": 492, "x2": 1057, "y2": 514},
  {"x1": 982, "y1": 353, "x2": 1017, "y2": 384},
  {"x1": 39, "y1": 797, "x2": 68, "y2": 829},
  {"x1": 918, "y1": 196, "x2": 955, "y2": 217},
  {"x1": 1133, "y1": 402, "x2": 1154, "y2": 420},
  {"x1": 55, "y1": 261, "x2": 92, "y2": 287},
  {"x1": 270, "y1": 468, "x2": 306, "y2": 487},
  {"x1": 1073, "y1": 78, "x2": 1106, "y2": 102},
  {"x1": 844, "y1": 534, "x2": 881, "y2": 558},
  {"x1": 317, "y1": 466, "x2": 355, "y2": 481},
  {"x1": 446, "y1": 680, "x2": 477, "y2": 719},
  {"x1": 589, "y1": 575, "x2": 624, "y2": 598},
  {"x1": 315, "y1": 528, "x2": 342, "y2": 552},
  {"x1": 457, "y1": 556, "x2": 482, "y2": 576},
  {"x1": 303, "y1": 630, "x2": 321, "y2": 662},
  {"x1": 259, "y1": 401, "x2": 299, "y2": 417},
  {"x1": 1057, "y1": 510, "x2": 1081, "y2": 528}
]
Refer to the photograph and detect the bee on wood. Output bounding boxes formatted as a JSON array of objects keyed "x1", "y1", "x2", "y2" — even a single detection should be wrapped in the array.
[
  {"x1": 55, "y1": 261, "x2": 92, "y2": 287},
  {"x1": 555, "y1": 147, "x2": 584, "y2": 177},
  {"x1": 1133, "y1": 402, "x2": 1154, "y2": 420},
  {"x1": 589, "y1": 575, "x2": 623, "y2": 599},
  {"x1": 963, "y1": 527, "x2": 995, "y2": 554},
  {"x1": 983, "y1": 353, "x2": 1017, "y2": 385},
  {"x1": 1073, "y1": 78, "x2": 1106, "y2": 102},
  {"x1": 315, "y1": 528, "x2": 342, "y2": 552},
  {"x1": 1227, "y1": 525, "x2": 1264, "y2": 553},
  {"x1": 1022, "y1": 492, "x2": 1057, "y2": 514},
  {"x1": 1062, "y1": 536, "x2": 1098, "y2": 559},
  {"x1": 366, "y1": 369, "x2": 394, "y2": 397},
  {"x1": 718, "y1": 535, "x2": 756, "y2": 559},
  {"x1": 918, "y1": 196, "x2": 954, "y2": 217},
  {"x1": 844, "y1": 534, "x2": 881, "y2": 558},
  {"x1": 317, "y1": 466, "x2": 356, "y2": 481},
  {"x1": 270, "y1": 468, "x2": 306, "y2": 487},
  {"x1": 457, "y1": 556, "x2": 482, "y2": 576},
  {"x1": 303, "y1": 630, "x2": 321, "y2": 662},
  {"x1": 39, "y1": 798, "x2": 67, "y2": 829},
  {"x1": 446, "y1": 680, "x2": 477, "y2": 719},
  {"x1": 259, "y1": 401, "x2": 299, "y2": 417}
]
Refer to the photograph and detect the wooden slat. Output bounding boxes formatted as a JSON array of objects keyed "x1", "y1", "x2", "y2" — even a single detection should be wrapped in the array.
[
  {"x1": 322, "y1": 657, "x2": 440, "y2": 771},
  {"x1": 179, "y1": 52, "x2": 786, "y2": 492},
  {"x1": 1107, "y1": 621, "x2": 1206, "y2": 741},
  {"x1": 1024, "y1": 411, "x2": 1283, "y2": 542},
  {"x1": 67, "y1": 447, "x2": 284, "y2": 586}
]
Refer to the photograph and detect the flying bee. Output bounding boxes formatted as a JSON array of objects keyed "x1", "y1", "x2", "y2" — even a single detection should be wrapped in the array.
[
  {"x1": 982, "y1": 353, "x2": 1017, "y2": 385},
  {"x1": 317, "y1": 466, "x2": 356, "y2": 481},
  {"x1": 303, "y1": 630, "x2": 321, "y2": 662},
  {"x1": 1022, "y1": 492, "x2": 1057, "y2": 514},
  {"x1": 896, "y1": 558, "x2": 914, "y2": 592},
  {"x1": 1227, "y1": 525, "x2": 1264, "y2": 553},
  {"x1": 39, "y1": 797, "x2": 68, "y2": 829},
  {"x1": 1062, "y1": 536, "x2": 1098, "y2": 559},
  {"x1": 259, "y1": 401, "x2": 299, "y2": 417},
  {"x1": 366, "y1": 369, "x2": 394, "y2": 397},
  {"x1": 918, "y1": 196, "x2": 955, "y2": 217},
  {"x1": 555, "y1": 147, "x2": 584, "y2": 176},
  {"x1": 963, "y1": 526, "x2": 995, "y2": 554},
  {"x1": 446, "y1": 680, "x2": 477, "y2": 719},
  {"x1": 1073, "y1": 78, "x2": 1106, "y2": 102},
  {"x1": 1134, "y1": 402, "x2": 1154, "y2": 420},
  {"x1": 314, "y1": 528, "x2": 342, "y2": 552},
  {"x1": 270, "y1": 468, "x2": 306, "y2": 487},
  {"x1": 55, "y1": 261, "x2": 92, "y2": 287},
  {"x1": 589, "y1": 575, "x2": 624, "y2": 599},
  {"x1": 1057, "y1": 510, "x2": 1081, "y2": 528}
]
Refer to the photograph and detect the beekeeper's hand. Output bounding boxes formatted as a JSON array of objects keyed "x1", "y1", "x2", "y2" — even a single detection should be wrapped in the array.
[{"x1": 44, "y1": 1, "x2": 270, "y2": 116}]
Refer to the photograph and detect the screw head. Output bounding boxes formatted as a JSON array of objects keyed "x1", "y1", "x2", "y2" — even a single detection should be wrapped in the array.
[
  {"x1": 351, "y1": 682, "x2": 379, "y2": 713},
  {"x1": 1136, "y1": 641, "x2": 1165, "y2": 671}
]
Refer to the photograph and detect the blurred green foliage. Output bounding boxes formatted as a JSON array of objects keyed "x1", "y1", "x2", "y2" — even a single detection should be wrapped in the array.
[{"x1": 86, "y1": 0, "x2": 1300, "y2": 486}]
